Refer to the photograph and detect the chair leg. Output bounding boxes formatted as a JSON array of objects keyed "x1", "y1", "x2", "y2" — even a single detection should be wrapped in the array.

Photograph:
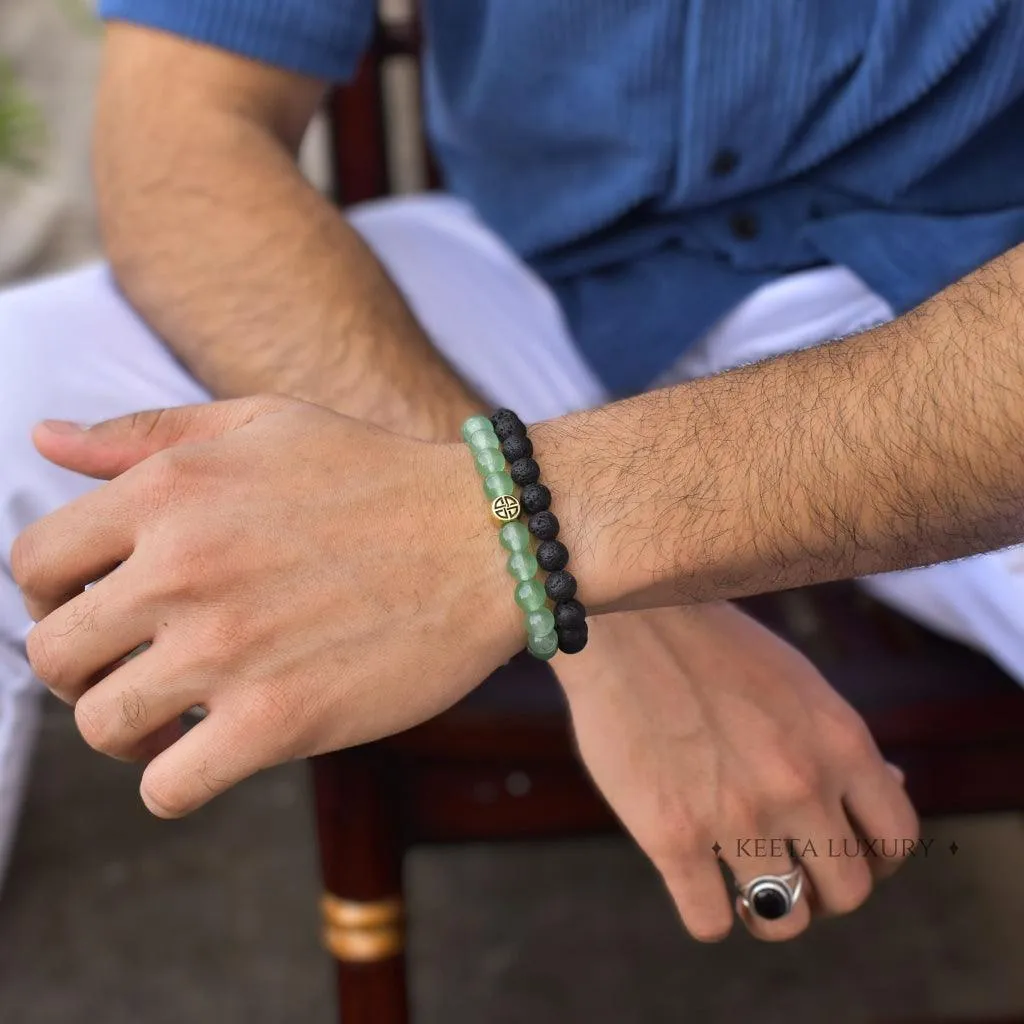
[{"x1": 311, "y1": 747, "x2": 410, "y2": 1024}]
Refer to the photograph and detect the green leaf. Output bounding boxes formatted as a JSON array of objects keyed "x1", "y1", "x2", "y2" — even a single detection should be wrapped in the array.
[
  {"x1": 55, "y1": 0, "x2": 101, "y2": 34},
  {"x1": 0, "y1": 59, "x2": 45, "y2": 172}
]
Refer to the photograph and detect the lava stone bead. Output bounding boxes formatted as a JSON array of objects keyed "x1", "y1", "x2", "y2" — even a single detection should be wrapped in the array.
[
  {"x1": 556, "y1": 623, "x2": 589, "y2": 654},
  {"x1": 553, "y1": 598, "x2": 586, "y2": 630},
  {"x1": 500, "y1": 433, "x2": 533, "y2": 463},
  {"x1": 510, "y1": 457, "x2": 541, "y2": 486},
  {"x1": 751, "y1": 887, "x2": 789, "y2": 920},
  {"x1": 520, "y1": 483, "x2": 551, "y2": 515},
  {"x1": 544, "y1": 569, "x2": 577, "y2": 601},
  {"x1": 536, "y1": 540, "x2": 569, "y2": 571},
  {"x1": 491, "y1": 408, "x2": 526, "y2": 442},
  {"x1": 528, "y1": 510, "x2": 560, "y2": 540}
]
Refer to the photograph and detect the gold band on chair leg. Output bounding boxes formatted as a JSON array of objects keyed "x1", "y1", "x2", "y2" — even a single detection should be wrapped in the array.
[{"x1": 320, "y1": 894, "x2": 405, "y2": 963}]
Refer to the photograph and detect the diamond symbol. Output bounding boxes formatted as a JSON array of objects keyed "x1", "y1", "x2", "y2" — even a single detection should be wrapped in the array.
[
  {"x1": 711, "y1": 842, "x2": 722, "y2": 856},
  {"x1": 949, "y1": 842, "x2": 959, "y2": 856}
]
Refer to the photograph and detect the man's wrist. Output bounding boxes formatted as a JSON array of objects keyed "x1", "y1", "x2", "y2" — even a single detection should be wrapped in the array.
[
  {"x1": 436, "y1": 440, "x2": 525, "y2": 663},
  {"x1": 527, "y1": 415, "x2": 636, "y2": 615}
]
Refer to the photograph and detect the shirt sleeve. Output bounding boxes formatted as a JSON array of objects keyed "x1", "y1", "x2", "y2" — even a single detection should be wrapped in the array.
[{"x1": 97, "y1": 0, "x2": 376, "y2": 83}]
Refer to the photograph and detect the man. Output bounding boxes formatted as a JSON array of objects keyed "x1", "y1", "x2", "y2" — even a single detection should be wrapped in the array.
[{"x1": 3, "y1": 0, "x2": 1023, "y2": 943}]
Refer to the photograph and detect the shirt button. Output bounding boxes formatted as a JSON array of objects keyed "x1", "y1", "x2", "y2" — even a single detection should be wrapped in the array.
[
  {"x1": 729, "y1": 211, "x2": 760, "y2": 241},
  {"x1": 710, "y1": 148, "x2": 740, "y2": 177}
]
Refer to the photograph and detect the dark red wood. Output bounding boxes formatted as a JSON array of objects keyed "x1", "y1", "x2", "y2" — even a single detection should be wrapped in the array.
[
  {"x1": 378, "y1": 19, "x2": 421, "y2": 57},
  {"x1": 312, "y1": 748, "x2": 410, "y2": 1024},
  {"x1": 329, "y1": 40, "x2": 390, "y2": 205},
  {"x1": 333, "y1": 959, "x2": 409, "y2": 1024},
  {"x1": 312, "y1": 748, "x2": 404, "y2": 900},
  {"x1": 403, "y1": 758, "x2": 614, "y2": 843}
]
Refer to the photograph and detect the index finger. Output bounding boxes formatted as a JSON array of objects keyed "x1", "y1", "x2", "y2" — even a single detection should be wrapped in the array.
[{"x1": 10, "y1": 466, "x2": 149, "y2": 619}]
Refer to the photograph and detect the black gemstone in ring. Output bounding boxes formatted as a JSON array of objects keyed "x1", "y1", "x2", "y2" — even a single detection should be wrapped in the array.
[{"x1": 753, "y1": 884, "x2": 790, "y2": 925}]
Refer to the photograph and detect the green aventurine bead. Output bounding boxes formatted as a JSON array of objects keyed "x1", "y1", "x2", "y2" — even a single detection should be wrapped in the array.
[
  {"x1": 499, "y1": 521, "x2": 531, "y2": 553},
  {"x1": 483, "y1": 472, "x2": 514, "y2": 499},
  {"x1": 506, "y1": 551, "x2": 539, "y2": 582},
  {"x1": 527, "y1": 630, "x2": 559, "y2": 660},
  {"x1": 514, "y1": 579, "x2": 547, "y2": 612},
  {"x1": 468, "y1": 428, "x2": 500, "y2": 452},
  {"x1": 474, "y1": 447, "x2": 505, "y2": 477},
  {"x1": 525, "y1": 607, "x2": 555, "y2": 637},
  {"x1": 461, "y1": 415, "x2": 493, "y2": 442}
]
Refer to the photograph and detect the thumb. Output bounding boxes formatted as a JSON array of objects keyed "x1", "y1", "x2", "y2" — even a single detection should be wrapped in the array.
[{"x1": 33, "y1": 395, "x2": 292, "y2": 479}]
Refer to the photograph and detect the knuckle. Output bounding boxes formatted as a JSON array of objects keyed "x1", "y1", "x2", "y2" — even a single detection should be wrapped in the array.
[
  {"x1": 251, "y1": 393, "x2": 294, "y2": 416},
  {"x1": 25, "y1": 627, "x2": 65, "y2": 690},
  {"x1": 759, "y1": 756, "x2": 822, "y2": 811},
  {"x1": 138, "y1": 449, "x2": 188, "y2": 508},
  {"x1": 148, "y1": 529, "x2": 211, "y2": 598},
  {"x1": 687, "y1": 914, "x2": 734, "y2": 944},
  {"x1": 131, "y1": 408, "x2": 184, "y2": 448},
  {"x1": 822, "y1": 709, "x2": 876, "y2": 764},
  {"x1": 651, "y1": 824, "x2": 706, "y2": 866},
  {"x1": 200, "y1": 606, "x2": 251, "y2": 653},
  {"x1": 245, "y1": 682, "x2": 303, "y2": 738},
  {"x1": 829, "y1": 869, "x2": 873, "y2": 916},
  {"x1": 142, "y1": 776, "x2": 193, "y2": 820},
  {"x1": 720, "y1": 788, "x2": 758, "y2": 834},
  {"x1": 75, "y1": 697, "x2": 119, "y2": 755},
  {"x1": 10, "y1": 529, "x2": 43, "y2": 593}
]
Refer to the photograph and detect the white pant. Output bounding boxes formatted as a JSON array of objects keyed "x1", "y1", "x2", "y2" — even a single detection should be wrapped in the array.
[{"x1": 2, "y1": 195, "x2": 1021, "y2": 891}]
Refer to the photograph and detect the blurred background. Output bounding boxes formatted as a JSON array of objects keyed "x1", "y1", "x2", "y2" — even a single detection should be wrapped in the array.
[{"x1": 1, "y1": 3, "x2": 1023, "y2": 1023}]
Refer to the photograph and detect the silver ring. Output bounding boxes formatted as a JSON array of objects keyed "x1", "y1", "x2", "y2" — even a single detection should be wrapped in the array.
[{"x1": 737, "y1": 867, "x2": 803, "y2": 920}]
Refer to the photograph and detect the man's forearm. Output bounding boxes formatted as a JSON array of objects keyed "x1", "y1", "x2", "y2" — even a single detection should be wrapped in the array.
[
  {"x1": 538, "y1": 244, "x2": 1024, "y2": 612},
  {"x1": 95, "y1": 53, "x2": 478, "y2": 441}
]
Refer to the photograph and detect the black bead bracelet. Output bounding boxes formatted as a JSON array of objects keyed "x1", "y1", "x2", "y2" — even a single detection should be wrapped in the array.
[{"x1": 490, "y1": 408, "x2": 589, "y2": 655}]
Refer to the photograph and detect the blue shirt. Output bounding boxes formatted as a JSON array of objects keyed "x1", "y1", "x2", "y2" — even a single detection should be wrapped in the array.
[{"x1": 99, "y1": 0, "x2": 1024, "y2": 397}]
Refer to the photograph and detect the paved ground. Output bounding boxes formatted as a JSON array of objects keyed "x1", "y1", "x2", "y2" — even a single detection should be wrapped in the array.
[{"x1": 1, "y1": 696, "x2": 1023, "y2": 1024}]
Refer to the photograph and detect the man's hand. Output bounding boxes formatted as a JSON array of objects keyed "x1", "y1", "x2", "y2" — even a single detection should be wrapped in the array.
[
  {"x1": 556, "y1": 603, "x2": 917, "y2": 943},
  {"x1": 12, "y1": 398, "x2": 520, "y2": 818}
]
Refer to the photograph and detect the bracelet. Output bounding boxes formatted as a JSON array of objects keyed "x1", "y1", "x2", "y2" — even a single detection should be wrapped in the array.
[
  {"x1": 494, "y1": 410, "x2": 589, "y2": 655},
  {"x1": 461, "y1": 409, "x2": 589, "y2": 659},
  {"x1": 461, "y1": 413, "x2": 558, "y2": 659}
]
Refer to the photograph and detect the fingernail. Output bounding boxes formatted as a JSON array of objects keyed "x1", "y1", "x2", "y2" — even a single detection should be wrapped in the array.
[
  {"x1": 886, "y1": 762, "x2": 906, "y2": 784},
  {"x1": 41, "y1": 419, "x2": 87, "y2": 434}
]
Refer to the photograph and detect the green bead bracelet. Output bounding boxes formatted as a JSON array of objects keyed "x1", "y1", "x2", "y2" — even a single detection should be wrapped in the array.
[{"x1": 462, "y1": 414, "x2": 560, "y2": 660}]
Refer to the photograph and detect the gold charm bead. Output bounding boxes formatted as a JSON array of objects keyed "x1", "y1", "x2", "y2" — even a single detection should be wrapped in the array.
[{"x1": 491, "y1": 493, "x2": 521, "y2": 521}]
